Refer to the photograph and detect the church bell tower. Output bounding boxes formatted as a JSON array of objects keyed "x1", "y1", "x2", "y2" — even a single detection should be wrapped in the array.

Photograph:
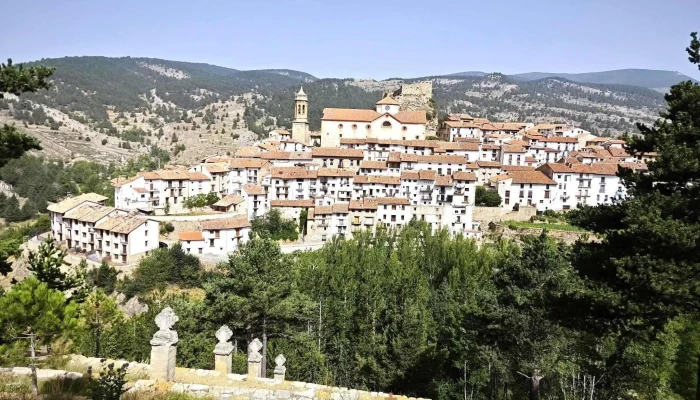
[{"x1": 291, "y1": 86, "x2": 310, "y2": 144}]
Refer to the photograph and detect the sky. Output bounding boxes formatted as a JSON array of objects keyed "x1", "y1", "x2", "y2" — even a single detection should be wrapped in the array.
[{"x1": 1, "y1": 0, "x2": 699, "y2": 80}]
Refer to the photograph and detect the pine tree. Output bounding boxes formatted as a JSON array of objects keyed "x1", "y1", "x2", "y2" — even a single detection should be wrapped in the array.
[{"x1": 27, "y1": 237, "x2": 81, "y2": 292}]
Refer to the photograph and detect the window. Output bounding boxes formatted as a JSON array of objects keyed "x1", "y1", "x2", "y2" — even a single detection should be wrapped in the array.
[
  {"x1": 338, "y1": 124, "x2": 343, "y2": 129},
  {"x1": 210, "y1": 239, "x2": 215, "y2": 247},
  {"x1": 382, "y1": 121, "x2": 392, "y2": 128},
  {"x1": 198, "y1": 248, "x2": 203, "y2": 254},
  {"x1": 366, "y1": 124, "x2": 371, "y2": 129},
  {"x1": 352, "y1": 124, "x2": 357, "y2": 129},
  {"x1": 402, "y1": 126, "x2": 407, "y2": 131}
]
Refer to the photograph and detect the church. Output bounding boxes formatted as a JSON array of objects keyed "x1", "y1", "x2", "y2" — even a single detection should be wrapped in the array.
[{"x1": 289, "y1": 87, "x2": 428, "y2": 147}]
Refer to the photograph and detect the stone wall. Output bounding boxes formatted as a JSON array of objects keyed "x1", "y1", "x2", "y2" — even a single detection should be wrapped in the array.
[
  {"x1": 473, "y1": 206, "x2": 537, "y2": 224},
  {"x1": 0, "y1": 307, "x2": 428, "y2": 400},
  {"x1": 389, "y1": 82, "x2": 438, "y2": 135}
]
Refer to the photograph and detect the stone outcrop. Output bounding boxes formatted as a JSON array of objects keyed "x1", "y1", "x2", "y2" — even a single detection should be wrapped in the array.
[{"x1": 389, "y1": 82, "x2": 438, "y2": 135}]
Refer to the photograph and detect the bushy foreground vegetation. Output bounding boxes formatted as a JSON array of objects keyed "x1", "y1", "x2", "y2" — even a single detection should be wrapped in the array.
[{"x1": 1, "y1": 222, "x2": 698, "y2": 399}]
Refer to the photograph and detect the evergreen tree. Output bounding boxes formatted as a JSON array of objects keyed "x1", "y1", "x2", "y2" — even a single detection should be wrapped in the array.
[
  {"x1": 0, "y1": 59, "x2": 54, "y2": 98},
  {"x1": 566, "y1": 32, "x2": 700, "y2": 396},
  {"x1": 205, "y1": 237, "x2": 315, "y2": 376},
  {"x1": 27, "y1": 237, "x2": 81, "y2": 292}
]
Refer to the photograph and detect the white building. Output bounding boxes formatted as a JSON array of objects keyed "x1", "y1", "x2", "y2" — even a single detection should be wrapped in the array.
[
  {"x1": 320, "y1": 96, "x2": 427, "y2": 147},
  {"x1": 490, "y1": 170, "x2": 557, "y2": 212}
]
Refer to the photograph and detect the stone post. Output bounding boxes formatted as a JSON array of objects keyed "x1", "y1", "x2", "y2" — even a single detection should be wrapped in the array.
[
  {"x1": 247, "y1": 338, "x2": 263, "y2": 378},
  {"x1": 150, "y1": 307, "x2": 179, "y2": 381},
  {"x1": 213, "y1": 325, "x2": 234, "y2": 375},
  {"x1": 273, "y1": 354, "x2": 286, "y2": 381}
]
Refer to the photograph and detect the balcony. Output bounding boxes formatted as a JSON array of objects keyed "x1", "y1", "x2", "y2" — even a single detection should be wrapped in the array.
[
  {"x1": 420, "y1": 185, "x2": 432, "y2": 192},
  {"x1": 337, "y1": 221, "x2": 347, "y2": 227},
  {"x1": 421, "y1": 195, "x2": 432, "y2": 201}
]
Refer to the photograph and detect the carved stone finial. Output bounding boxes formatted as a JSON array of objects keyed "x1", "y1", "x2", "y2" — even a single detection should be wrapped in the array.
[
  {"x1": 150, "y1": 307, "x2": 179, "y2": 346},
  {"x1": 275, "y1": 354, "x2": 286, "y2": 368},
  {"x1": 274, "y1": 354, "x2": 287, "y2": 380},
  {"x1": 248, "y1": 338, "x2": 263, "y2": 362},
  {"x1": 214, "y1": 325, "x2": 234, "y2": 355}
]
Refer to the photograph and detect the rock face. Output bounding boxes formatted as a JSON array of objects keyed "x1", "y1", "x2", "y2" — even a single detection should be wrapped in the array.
[{"x1": 390, "y1": 82, "x2": 439, "y2": 135}]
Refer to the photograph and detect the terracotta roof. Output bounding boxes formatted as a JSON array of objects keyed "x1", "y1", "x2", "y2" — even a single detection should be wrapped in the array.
[
  {"x1": 228, "y1": 158, "x2": 268, "y2": 169},
  {"x1": 322, "y1": 108, "x2": 380, "y2": 122},
  {"x1": 242, "y1": 184, "x2": 265, "y2": 195},
  {"x1": 271, "y1": 167, "x2": 317, "y2": 180},
  {"x1": 394, "y1": 111, "x2": 427, "y2": 124},
  {"x1": 78, "y1": 206, "x2": 116, "y2": 223},
  {"x1": 388, "y1": 153, "x2": 467, "y2": 164},
  {"x1": 507, "y1": 140, "x2": 529, "y2": 146},
  {"x1": 436, "y1": 176, "x2": 453, "y2": 186},
  {"x1": 570, "y1": 163, "x2": 620, "y2": 175},
  {"x1": 133, "y1": 187, "x2": 148, "y2": 193},
  {"x1": 139, "y1": 171, "x2": 161, "y2": 180},
  {"x1": 179, "y1": 231, "x2": 204, "y2": 241},
  {"x1": 95, "y1": 215, "x2": 148, "y2": 234},
  {"x1": 543, "y1": 147, "x2": 560, "y2": 153},
  {"x1": 271, "y1": 199, "x2": 315, "y2": 208},
  {"x1": 454, "y1": 137, "x2": 481, "y2": 143},
  {"x1": 354, "y1": 175, "x2": 401, "y2": 185},
  {"x1": 340, "y1": 138, "x2": 368, "y2": 145},
  {"x1": 443, "y1": 121, "x2": 480, "y2": 129},
  {"x1": 501, "y1": 145, "x2": 527, "y2": 153},
  {"x1": 47, "y1": 193, "x2": 108, "y2": 213},
  {"x1": 503, "y1": 171, "x2": 556, "y2": 185},
  {"x1": 111, "y1": 176, "x2": 139, "y2": 188},
  {"x1": 376, "y1": 96, "x2": 400, "y2": 105},
  {"x1": 187, "y1": 172, "x2": 210, "y2": 181},
  {"x1": 438, "y1": 142, "x2": 480, "y2": 151},
  {"x1": 322, "y1": 108, "x2": 427, "y2": 125},
  {"x1": 360, "y1": 161, "x2": 388, "y2": 170},
  {"x1": 492, "y1": 122, "x2": 528, "y2": 131},
  {"x1": 481, "y1": 144, "x2": 500, "y2": 150},
  {"x1": 235, "y1": 146, "x2": 262, "y2": 158},
  {"x1": 317, "y1": 168, "x2": 356, "y2": 177},
  {"x1": 349, "y1": 198, "x2": 378, "y2": 210},
  {"x1": 525, "y1": 156, "x2": 537, "y2": 163},
  {"x1": 417, "y1": 170, "x2": 437, "y2": 180},
  {"x1": 540, "y1": 137, "x2": 579, "y2": 143},
  {"x1": 502, "y1": 165, "x2": 536, "y2": 171},
  {"x1": 400, "y1": 171, "x2": 419, "y2": 180},
  {"x1": 315, "y1": 203, "x2": 350, "y2": 215},
  {"x1": 312, "y1": 147, "x2": 364, "y2": 158},
  {"x1": 259, "y1": 151, "x2": 312, "y2": 160},
  {"x1": 213, "y1": 195, "x2": 244, "y2": 207},
  {"x1": 201, "y1": 217, "x2": 251, "y2": 230},
  {"x1": 453, "y1": 171, "x2": 477, "y2": 181},
  {"x1": 477, "y1": 161, "x2": 502, "y2": 168},
  {"x1": 204, "y1": 164, "x2": 229, "y2": 173},
  {"x1": 153, "y1": 170, "x2": 190, "y2": 181},
  {"x1": 538, "y1": 163, "x2": 573, "y2": 173},
  {"x1": 376, "y1": 197, "x2": 410, "y2": 205},
  {"x1": 608, "y1": 147, "x2": 631, "y2": 158},
  {"x1": 272, "y1": 129, "x2": 291, "y2": 135}
]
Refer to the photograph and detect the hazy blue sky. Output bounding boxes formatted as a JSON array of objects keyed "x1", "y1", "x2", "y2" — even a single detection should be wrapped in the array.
[{"x1": 2, "y1": 0, "x2": 699, "y2": 80}]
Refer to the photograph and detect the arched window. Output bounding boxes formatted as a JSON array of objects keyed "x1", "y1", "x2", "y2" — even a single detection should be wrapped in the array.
[
  {"x1": 382, "y1": 121, "x2": 392, "y2": 128},
  {"x1": 402, "y1": 126, "x2": 407, "y2": 131},
  {"x1": 297, "y1": 105, "x2": 301, "y2": 115},
  {"x1": 366, "y1": 124, "x2": 371, "y2": 130},
  {"x1": 302, "y1": 105, "x2": 305, "y2": 114},
  {"x1": 352, "y1": 124, "x2": 357, "y2": 129},
  {"x1": 338, "y1": 124, "x2": 343, "y2": 129}
]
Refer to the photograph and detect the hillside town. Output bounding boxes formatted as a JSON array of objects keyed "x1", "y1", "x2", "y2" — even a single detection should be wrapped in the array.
[{"x1": 46, "y1": 85, "x2": 652, "y2": 263}]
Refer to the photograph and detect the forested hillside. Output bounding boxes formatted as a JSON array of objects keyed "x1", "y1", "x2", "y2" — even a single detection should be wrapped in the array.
[{"x1": 0, "y1": 56, "x2": 669, "y2": 163}]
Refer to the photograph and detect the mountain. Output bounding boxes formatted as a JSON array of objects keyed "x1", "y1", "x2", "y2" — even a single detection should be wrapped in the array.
[
  {"x1": 0, "y1": 56, "x2": 669, "y2": 165},
  {"x1": 447, "y1": 71, "x2": 489, "y2": 77},
  {"x1": 509, "y1": 69, "x2": 697, "y2": 90}
]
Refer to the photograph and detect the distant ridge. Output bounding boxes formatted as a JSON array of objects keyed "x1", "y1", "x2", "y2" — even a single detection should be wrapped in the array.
[
  {"x1": 445, "y1": 68, "x2": 697, "y2": 90},
  {"x1": 508, "y1": 68, "x2": 698, "y2": 90}
]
